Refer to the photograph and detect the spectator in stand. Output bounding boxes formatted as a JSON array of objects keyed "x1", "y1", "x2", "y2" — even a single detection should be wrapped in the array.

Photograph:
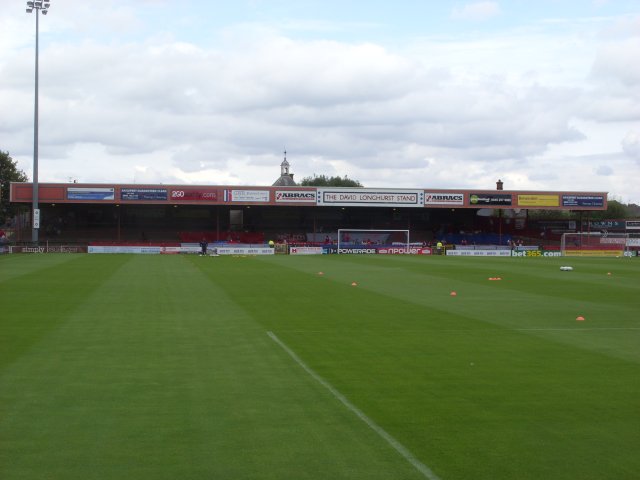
[{"x1": 0, "y1": 229, "x2": 7, "y2": 244}]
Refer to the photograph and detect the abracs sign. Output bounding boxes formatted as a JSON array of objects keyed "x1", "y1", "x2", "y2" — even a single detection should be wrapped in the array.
[
  {"x1": 424, "y1": 193, "x2": 464, "y2": 206},
  {"x1": 275, "y1": 191, "x2": 317, "y2": 203}
]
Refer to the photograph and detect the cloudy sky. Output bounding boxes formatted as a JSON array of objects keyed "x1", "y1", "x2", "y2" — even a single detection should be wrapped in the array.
[{"x1": 1, "y1": 0, "x2": 639, "y2": 203}]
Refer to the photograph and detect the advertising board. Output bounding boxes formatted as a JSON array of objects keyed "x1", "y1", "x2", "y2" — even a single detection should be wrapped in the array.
[
  {"x1": 9, "y1": 245, "x2": 88, "y2": 253},
  {"x1": 289, "y1": 246, "x2": 324, "y2": 255},
  {"x1": 377, "y1": 247, "x2": 432, "y2": 255},
  {"x1": 169, "y1": 189, "x2": 218, "y2": 202},
  {"x1": 337, "y1": 247, "x2": 379, "y2": 254},
  {"x1": 179, "y1": 245, "x2": 202, "y2": 254},
  {"x1": 9, "y1": 245, "x2": 45, "y2": 253},
  {"x1": 121, "y1": 188, "x2": 168, "y2": 201},
  {"x1": 600, "y1": 237, "x2": 627, "y2": 245},
  {"x1": 446, "y1": 249, "x2": 512, "y2": 256},
  {"x1": 423, "y1": 193, "x2": 464, "y2": 206},
  {"x1": 216, "y1": 247, "x2": 274, "y2": 255},
  {"x1": 327, "y1": 246, "x2": 431, "y2": 254},
  {"x1": 561, "y1": 195, "x2": 605, "y2": 207},
  {"x1": 517, "y1": 195, "x2": 559, "y2": 207},
  {"x1": 317, "y1": 189, "x2": 424, "y2": 208},
  {"x1": 275, "y1": 191, "x2": 317, "y2": 203},
  {"x1": 564, "y1": 250, "x2": 622, "y2": 257},
  {"x1": 589, "y1": 220, "x2": 626, "y2": 231},
  {"x1": 469, "y1": 193, "x2": 512, "y2": 206},
  {"x1": 223, "y1": 190, "x2": 270, "y2": 202},
  {"x1": 160, "y1": 246, "x2": 183, "y2": 254},
  {"x1": 626, "y1": 220, "x2": 640, "y2": 230},
  {"x1": 511, "y1": 249, "x2": 562, "y2": 257},
  {"x1": 67, "y1": 187, "x2": 115, "y2": 201},
  {"x1": 88, "y1": 246, "x2": 161, "y2": 254}
]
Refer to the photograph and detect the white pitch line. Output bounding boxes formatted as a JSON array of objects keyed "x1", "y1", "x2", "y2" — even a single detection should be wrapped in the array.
[{"x1": 267, "y1": 331, "x2": 441, "y2": 480}]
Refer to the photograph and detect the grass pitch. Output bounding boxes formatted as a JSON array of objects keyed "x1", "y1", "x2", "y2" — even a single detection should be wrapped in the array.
[{"x1": 1, "y1": 253, "x2": 639, "y2": 479}]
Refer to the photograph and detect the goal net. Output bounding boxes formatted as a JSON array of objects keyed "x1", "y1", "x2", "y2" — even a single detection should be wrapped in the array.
[
  {"x1": 337, "y1": 229, "x2": 410, "y2": 253},
  {"x1": 560, "y1": 232, "x2": 629, "y2": 257}
]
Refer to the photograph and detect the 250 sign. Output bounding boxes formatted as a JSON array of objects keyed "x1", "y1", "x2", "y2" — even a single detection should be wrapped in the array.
[{"x1": 170, "y1": 190, "x2": 218, "y2": 201}]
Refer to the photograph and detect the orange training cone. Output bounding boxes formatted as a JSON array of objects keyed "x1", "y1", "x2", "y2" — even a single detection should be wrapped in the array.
[
  {"x1": 318, "y1": 272, "x2": 324, "y2": 276},
  {"x1": 576, "y1": 316, "x2": 585, "y2": 321},
  {"x1": 450, "y1": 291, "x2": 457, "y2": 297},
  {"x1": 351, "y1": 282, "x2": 358, "y2": 286}
]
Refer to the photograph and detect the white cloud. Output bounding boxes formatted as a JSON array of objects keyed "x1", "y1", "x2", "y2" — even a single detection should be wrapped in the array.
[
  {"x1": 591, "y1": 38, "x2": 640, "y2": 87},
  {"x1": 2, "y1": 3, "x2": 640, "y2": 204},
  {"x1": 596, "y1": 165, "x2": 613, "y2": 176},
  {"x1": 451, "y1": 2, "x2": 501, "y2": 22},
  {"x1": 622, "y1": 131, "x2": 640, "y2": 161}
]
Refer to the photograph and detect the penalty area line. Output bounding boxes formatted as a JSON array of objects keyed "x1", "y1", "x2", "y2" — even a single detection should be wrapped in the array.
[{"x1": 267, "y1": 331, "x2": 441, "y2": 480}]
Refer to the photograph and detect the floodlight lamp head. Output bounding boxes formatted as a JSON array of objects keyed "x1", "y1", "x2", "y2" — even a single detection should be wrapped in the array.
[
  {"x1": 27, "y1": 1, "x2": 34, "y2": 6},
  {"x1": 35, "y1": 1, "x2": 42, "y2": 7},
  {"x1": 42, "y1": 10, "x2": 48, "y2": 14},
  {"x1": 26, "y1": 8, "x2": 33, "y2": 13}
]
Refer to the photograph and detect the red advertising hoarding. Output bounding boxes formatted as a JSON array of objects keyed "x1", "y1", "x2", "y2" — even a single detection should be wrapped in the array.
[{"x1": 169, "y1": 189, "x2": 218, "y2": 202}]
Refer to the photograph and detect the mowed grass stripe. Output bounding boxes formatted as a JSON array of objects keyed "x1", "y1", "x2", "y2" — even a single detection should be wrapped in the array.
[
  {"x1": 267, "y1": 330, "x2": 441, "y2": 480},
  {"x1": 260, "y1": 254, "x2": 640, "y2": 363},
  {"x1": 0, "y1": 254, "x2": 83, "y2": 284},
  {"x1": 309, "y1": 254, "x2": 640, "y2": 308},
  {"x1": 0, "y1": 254, "x2": 129, "y2": 370},
  {"x1": 208, "y1": 255, "x2": 640, "y2": 480},
  {"x1": 1, "y1": 255, "x2": 427, "y2": 480}
]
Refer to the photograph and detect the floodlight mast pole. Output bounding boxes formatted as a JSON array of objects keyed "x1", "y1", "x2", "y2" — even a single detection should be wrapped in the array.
[{"x1": 26, "y1": 0, "x2": 51, "y2": 244}]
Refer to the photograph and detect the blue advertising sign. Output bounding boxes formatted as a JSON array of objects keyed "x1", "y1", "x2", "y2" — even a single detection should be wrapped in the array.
[
  {"x1": 67, "y1": 187, "x2": 115, "y2": 200},
  {"x1": 562, "y1": 195, "x2": 604, "y2": 207},
  {"x1": 120, "y1": 188, "x2": 168, "y2": 201},
  {"x1": 589, "y1": 220, "x2": 626, "y2": 230}
]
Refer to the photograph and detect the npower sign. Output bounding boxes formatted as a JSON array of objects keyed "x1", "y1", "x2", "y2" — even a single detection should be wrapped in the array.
[
  {"x1": 424, "y1": 192, "x2": 464, "y2": 206},
  {"x1": 275, "y1": 190, "x2": 317, "y2": 203}
]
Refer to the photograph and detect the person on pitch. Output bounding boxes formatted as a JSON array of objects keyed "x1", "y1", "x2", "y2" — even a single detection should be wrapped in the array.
[{"x1": 200, "y1": 238, "x2": 208, "y2": 256}]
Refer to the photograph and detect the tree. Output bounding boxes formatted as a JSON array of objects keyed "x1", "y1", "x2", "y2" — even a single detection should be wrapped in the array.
[
  {"x1": 527, "y1": 209, "x2": 577, "y2": 220},
  {"x1": 0, "y1": 150, "x2": 28, "y2": 225},
  {"x1": 299, "y1": 174, "x2": 363, "y2": 187},
  {"x1": 525, "y1": 198, "x2": 633, "y2": 222},
  {"x1": 588, "y1": 199, "x2": 630, "y2": 221}
]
